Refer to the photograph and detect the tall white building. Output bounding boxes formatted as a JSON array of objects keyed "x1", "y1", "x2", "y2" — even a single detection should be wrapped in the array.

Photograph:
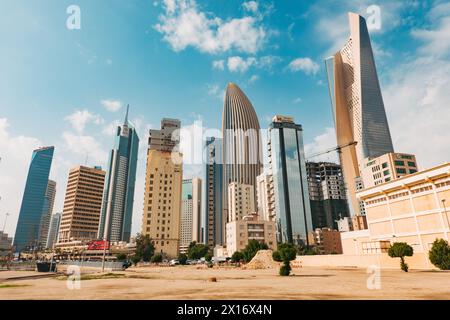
[
  {"x1": 256, "y1": 173, "x2": 275, "y2": 221},
  {"x1": 180, "y1": 178, "x2": 202, "y2": 253}
]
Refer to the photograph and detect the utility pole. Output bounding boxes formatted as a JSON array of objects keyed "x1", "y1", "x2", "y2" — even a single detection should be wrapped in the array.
[{"x1": 1, "y1": 213, "x2": 9, "y2": 233}]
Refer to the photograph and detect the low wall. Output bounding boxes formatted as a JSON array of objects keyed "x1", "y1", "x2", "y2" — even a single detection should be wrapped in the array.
[
  {"x1": 295, "y1": 252, "x2": 434, "y2": 270},
  {"x1": 57, "y1": 261, "x2": 124, "y2": 273}
]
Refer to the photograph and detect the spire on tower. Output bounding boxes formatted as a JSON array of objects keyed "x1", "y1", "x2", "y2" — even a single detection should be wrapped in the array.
[{"x1": 124, "y1": 104, "x2": 129, "y2": 125}]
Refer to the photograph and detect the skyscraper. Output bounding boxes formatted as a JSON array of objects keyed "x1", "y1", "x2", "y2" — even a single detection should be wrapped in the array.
[
  {"x1": 222, "y1": 82, "x2": 263, "y2": 245},
  {"x1": 98, "y1": 105, "x2": 139, "y2": 243},
  {"x1": 268, "y1": 116, "x2": 313, "y2": 246},
  {"x1": 13, "y1": 146, "x2": 54, "y2": 252},
  {"x1": 180, "y1": 178, "x2": 202, "y2": 253},
  {"x1": 325, "y1": 12, "x2": 394, "y2": 216},
  {"x1": 204, "y1": 136, "x2": 223, "y2": 247},
  {"x1": 46, "y1": 212, "x2": 61, "y2": 249},
  {"x1": 38, "y1": 179, "x2": 56, "y2": 248},
  {"x1": 142, "y1": 118, "x2": 183, "y2": 258},
  {"x1": 306, "y1": 162, "x2": 349, "y2": 230},
  {"x1": 58, "y1": 166, "x2": 105, "y2": 245},
  {"x1": 256, "y1": 172, "x2": 276, "y2": 222}
]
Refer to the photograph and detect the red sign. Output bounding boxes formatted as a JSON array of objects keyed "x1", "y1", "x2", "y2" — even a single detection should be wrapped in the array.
[{"x1": 87, "y1": 240, "x2": 110, "y2": 251}]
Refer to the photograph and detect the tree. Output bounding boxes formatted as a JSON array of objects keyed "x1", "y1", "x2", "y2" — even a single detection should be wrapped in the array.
[
  {"x1": 116, "y1": 253, "x2": 127, "y2": 261},
  {"x1": 205, "y1": 253, "x2": 213, "y2": 262},
  {"x1": 187, "y1": 241, "x2": 209, "y2": 260},
  {"x1": 429, "y1": 239, "x2": 450, "y2": 270},
  {"x1": 178, "y1": 253, "x2": 188, "y2": 265},
  {"x1": 388, "y1": 242, "x2": 413, "y2": 272},
  {"x1": 231, "y1": 251, "x2": 244, "y2": 263},
  {"x1": 273, "y1": 243, "x2": 297, "y2": 276},
  {"x1": 242, "y1": 240, "x2": 269, "y2": 263},
  {"x1": 131, "y1": 255, "x2": 141, "y2": 266},
  {"x1": 134, "y1": 233, "x2": 155, "y2": 262},
  {"x1": 151, "y1": 253, "x2": 163, "y2": 263}
]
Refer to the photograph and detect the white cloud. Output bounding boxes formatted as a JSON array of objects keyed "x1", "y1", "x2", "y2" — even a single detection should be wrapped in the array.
[
  {"x1": 227, "y1": 56, "x2": 256, "y2": 73},
  {"x1": 292, "y1": 97, "x2": 302, "y2": 104},
  {"x1": 102, "y1": 120, "x2": 121, "y2": 136},
  {"x1": 101, "y1": 99, "x2": 122, "y2": 112},
  {"x1": 212, "y1": 59, "x2": 225, "y2": 70},
  {"x1": 61, "y1": 132, "x2": 108, "y2": 165},
  {"x1": 287, "y1": 57, "x2": 320, "y2": 75},
  {"x1": 0, "y1": 118, "x2": 42, "y2": 235},
  {"x1": 242, "y1": 1, "x2": 258, "y2": 14},
  {"x1": 249, "y1": 75, "x2": 259, "y2": 84},
  {"x1": 155, "y1": 0, "x2": 266, "y2": 54},
  {"x1": 304, "y1": 127, "x2": 339, "y2": 163},
  {"x1": 412, "y1": 17, "x2": 450, "y2": 58},
  {"x1": 207, "y1": 83, "x2": 224, "y2": 100},
  {"x1": 64, "y1": 110, "x2": 104, "y2": 134}
]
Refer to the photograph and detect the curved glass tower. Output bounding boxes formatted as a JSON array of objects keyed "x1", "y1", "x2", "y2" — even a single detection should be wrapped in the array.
[
  {"x1": 13, "y1": 146, "x2": 54, "y2": 252},
  {"x1": 325, "y1": 12, "x2": 394, "y2": 216},
  {"x1": 221, "y1": 83, "x2": 263, "y2": 244}
]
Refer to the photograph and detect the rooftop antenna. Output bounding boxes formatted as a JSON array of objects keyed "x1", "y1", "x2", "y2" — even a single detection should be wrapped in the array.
[{"x1": 124, "y1": 104, "x2": 129, "y2": 125}]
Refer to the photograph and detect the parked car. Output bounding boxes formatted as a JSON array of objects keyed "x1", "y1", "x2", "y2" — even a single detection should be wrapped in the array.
[{"x1": 169, "y1": 259, "x2": 180, "y2": 266}]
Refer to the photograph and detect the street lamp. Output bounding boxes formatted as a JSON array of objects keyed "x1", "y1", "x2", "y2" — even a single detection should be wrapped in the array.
[
  {"x1": 2, "y1": 213, "x2": 10, "y2": 233},
  {"x1": 442, "y1": 199, "x2": 449, "y2": 229}
]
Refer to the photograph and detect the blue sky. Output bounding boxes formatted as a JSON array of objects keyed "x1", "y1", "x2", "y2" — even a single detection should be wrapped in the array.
[{"x1": 1, "y1": 0, "x2": 450, "y2": 237}]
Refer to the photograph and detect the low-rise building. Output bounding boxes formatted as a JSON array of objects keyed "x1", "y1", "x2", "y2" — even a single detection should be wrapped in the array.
[
  {"x1": 226, "y1": 213, "x2": 277, "y2": 256},
  {"x1": 308, "y1": 228, "x2": 343, "y2": 254},
  {"x1": 341, "y1": 162, "x2": 450, "y2": 268},
  {"x1": 0, "y1": 231, "x2": 13, "y2": 256}
]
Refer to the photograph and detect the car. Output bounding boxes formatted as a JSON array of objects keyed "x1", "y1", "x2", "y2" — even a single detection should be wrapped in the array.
[{"x1": 169, "y1": 259, "x2": 180, "y2": 266}]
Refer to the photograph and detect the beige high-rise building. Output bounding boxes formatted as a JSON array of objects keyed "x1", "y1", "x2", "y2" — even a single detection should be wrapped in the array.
[
  {"x1": 179, "y1": 178, "x2": 202, "y2": 253},
  {"x1": 142, "y1": 119, "x2": 183, "y2": 259},
  {"x1": 227, "y1": 182, "x2": 255, "y2": 222},
  {"x1": 256, "y1": 173, "x2": 276, "y2": 221},
  {"x1": 360, "y1": 152, "x2": 418, "y2": 188},
  {"x1": 57, "y1": 166, "x2": 105, "y2": 244},
  {"x1": 325, "y1": 12, "x2": 394, "y2": 217}
]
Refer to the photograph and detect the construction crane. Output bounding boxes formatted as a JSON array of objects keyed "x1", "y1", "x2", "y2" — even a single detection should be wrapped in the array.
[{"x1": 306, "y1": 141, "x2": 357, "y2": 160}]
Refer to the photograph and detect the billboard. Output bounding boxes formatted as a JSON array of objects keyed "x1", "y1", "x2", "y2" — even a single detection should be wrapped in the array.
[{"x1": 87, "y1": 240, "x2": 110, "y2": 251}]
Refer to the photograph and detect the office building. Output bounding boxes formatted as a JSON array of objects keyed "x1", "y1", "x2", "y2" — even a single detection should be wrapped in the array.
[
  {"x1": 98, "y1": 105, "x2": 139, "y2": 243},
  {"x1": 38, "y1": 180, "x2": 56, "y2": 248},
  {"x1": 222, "y1": 83, "x2": 263, "y2": 244},
  {"x1": 308, "y1": 228, "x2": 343, "y2": 254},
  {"x1": 142, "y1": 118, "x2": 183, "y2": 259},
  {"x1": 256, "y1": 173, "x2": 276, "y2": 221},
  {"x1": 46, "y1": 212, "x2": 61, "y2": 249},
  {"x1": 342, "y1": 162, "x2": 450, "y2": 268},
  {"x1": 226, "y1": 213, "x2": 277, "y2": 256},
  {"x1": 268, "y1": 115, "x2": 313, "y2": 246},
  {"x1": 307, "y1": 162, "x2": 349, "y2": 230},
  {"x1": 13, "y1": 146, "x2": 54, "y2": 252},
  {"x1": 325, "y1": 12, "x2": 394, "y2": 217},
  {"x1": 227, "y1": 182, "x2": 255, "y2": 222},
  {"x1": 0, "y1": 231, "x2": 13, "y2": 256},
  {"x1": 57, "y1": 166, "x2": 106, "y2": 244},
  {"x1": 180, "y1": 178, "x2": 202, "y2": 253},
  {"x1": 204, "y1": 137, "x2": 223, "y2": 247},
  {"x1": 360, "y1": 152, "x2": 418, "y2": 188}
]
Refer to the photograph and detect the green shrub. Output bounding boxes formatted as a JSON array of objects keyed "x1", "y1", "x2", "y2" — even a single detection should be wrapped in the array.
[
  {"x1": 242, "y1": 240, "x2": 268, "y2": 263},
  {"x1": 272, "y1": 250, "x2": 282, "y2": 262},
  {"x1": 231, "y1": 251, "x2": 244, "y2": 263},
  {"x1": 388, "y1": 242, "x2": 413, "y2": 272},
  {"x1": 429, "y1": 239, "x2": 450, "y2": 270},
  {"x1": 178, "y1": 253, "x2": 188, "y2": 265},
  {"x1": 150, "y1": 253, "x2": 163, "y2": 263}
]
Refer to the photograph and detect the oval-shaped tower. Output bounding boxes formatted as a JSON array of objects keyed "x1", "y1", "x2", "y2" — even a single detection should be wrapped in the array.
[{"x1": 221, "y1": 82, "x2": 263, "y2": 244}]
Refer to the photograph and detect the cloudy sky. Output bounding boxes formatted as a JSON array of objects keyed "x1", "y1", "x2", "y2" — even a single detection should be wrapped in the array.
[{"x1": 1, "y1": 0, "x2": 449, "y2": 238}]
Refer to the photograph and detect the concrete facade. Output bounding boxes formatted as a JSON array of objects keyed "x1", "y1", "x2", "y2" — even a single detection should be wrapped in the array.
[{"x1": 227, "y1": 182, "x2": 255, "y2": 222}]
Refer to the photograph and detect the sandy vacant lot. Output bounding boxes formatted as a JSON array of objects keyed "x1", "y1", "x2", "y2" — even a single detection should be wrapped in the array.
[{"x1": 0, "y1": 266, "x2": 449, "y2": 300}]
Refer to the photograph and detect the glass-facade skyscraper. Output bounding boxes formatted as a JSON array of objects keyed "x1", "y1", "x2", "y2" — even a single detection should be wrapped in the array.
[
  {"x1": 98, "y1": 105, "x2": 139, "y2": 243},
  {"x1": 205, "y1": 137, "x2": 223, "y2": 247},
  {"x1": 268, "y1": 116, "x2": 312, "y2": 246},
  {"x1": 325, "y1": 12, "x2": 394, "y2": 216},
  {"x1": 13, "y1": 146, "x2": 54, "y2": 252}
]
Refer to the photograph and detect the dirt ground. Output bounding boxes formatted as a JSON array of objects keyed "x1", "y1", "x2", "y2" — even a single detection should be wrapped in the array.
[{"x1": 0, "y1": 265, "x2": 449, "y2": 300}]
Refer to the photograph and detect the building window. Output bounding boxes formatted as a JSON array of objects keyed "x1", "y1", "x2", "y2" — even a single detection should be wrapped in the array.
[
  {"x1": 407, "y1": 161, "x2": 416, "y2": 167},
  {"x1": 383, "y1": 170, "x2": 390, "y2": 176},
  {"x1": 397, "y1": 168, "x2": 407, "y2": 174},
  {"x1": 394, "y1": 160, "x2": 404, "y2": 166}
]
